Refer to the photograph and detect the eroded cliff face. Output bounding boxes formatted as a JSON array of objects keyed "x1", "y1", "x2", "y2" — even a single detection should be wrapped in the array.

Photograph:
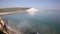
[
  {"x1": 0, "y1": 17, "x2": 18, "y2": 34},
  {"x1": 0, "y1": 17, "x2": 8, "y2": 34}
]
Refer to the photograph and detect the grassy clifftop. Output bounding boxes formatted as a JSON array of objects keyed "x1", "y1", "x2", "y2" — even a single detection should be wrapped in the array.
[{"x1": 0, "y1": 7, "x2": 30, "y2": 12}]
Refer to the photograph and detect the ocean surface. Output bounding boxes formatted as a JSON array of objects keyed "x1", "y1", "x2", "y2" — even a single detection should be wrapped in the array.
[{"x1": 1, "y1": 10, "x2": 60, "y2": 34}]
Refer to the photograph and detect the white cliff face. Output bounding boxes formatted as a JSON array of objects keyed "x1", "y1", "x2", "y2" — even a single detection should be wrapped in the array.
[{"x1": 26, "y1": 8, "x2": 38, "y2": 16}]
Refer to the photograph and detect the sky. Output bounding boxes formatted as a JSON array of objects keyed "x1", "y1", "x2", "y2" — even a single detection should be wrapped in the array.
[{"x1": 0, "y1": 0, "x2": 60, "y2": 10}]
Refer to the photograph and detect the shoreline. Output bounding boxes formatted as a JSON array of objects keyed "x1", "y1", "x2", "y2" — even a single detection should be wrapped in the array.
[{"x1": 0, "y1": 11, "x2": 24, "y2": 16}]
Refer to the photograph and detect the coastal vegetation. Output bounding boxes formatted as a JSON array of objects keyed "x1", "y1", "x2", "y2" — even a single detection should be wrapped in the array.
[{"x1": 0, "y1": 7, "x2": 30, "y2": 12}]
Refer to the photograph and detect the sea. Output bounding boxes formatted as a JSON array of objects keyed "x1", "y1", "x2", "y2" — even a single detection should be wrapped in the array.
[{"x1": 1, "y1": 10, "x2": 60, "y2": 34}]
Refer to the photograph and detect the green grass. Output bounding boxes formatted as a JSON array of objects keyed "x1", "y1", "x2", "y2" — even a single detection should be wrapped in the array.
[{"x1": 0, "y1": 7, "x2": 30, "y2": 12}]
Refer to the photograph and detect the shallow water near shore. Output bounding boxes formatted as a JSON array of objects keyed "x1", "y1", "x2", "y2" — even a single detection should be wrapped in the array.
[{"x1": 1, "y1": 10, "x2": 60, "y2": 34}]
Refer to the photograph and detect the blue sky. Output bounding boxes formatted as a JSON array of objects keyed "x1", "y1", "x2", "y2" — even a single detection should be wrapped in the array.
[{"x1": 0, "y1": 0, "x2": 60, "y2": 10}]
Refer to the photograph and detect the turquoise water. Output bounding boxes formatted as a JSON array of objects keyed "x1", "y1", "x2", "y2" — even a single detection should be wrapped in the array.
[{"x1": 1, "y1": 10, "x2": 60, "y2": 34}]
